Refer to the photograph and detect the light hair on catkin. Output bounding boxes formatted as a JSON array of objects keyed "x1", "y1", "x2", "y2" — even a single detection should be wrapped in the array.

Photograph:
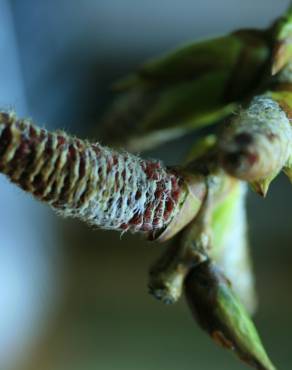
[{"x1": 0, "y1": 112, "x2": 187, "y2": 234}]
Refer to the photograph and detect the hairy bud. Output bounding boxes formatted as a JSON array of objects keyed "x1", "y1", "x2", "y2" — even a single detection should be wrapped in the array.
[{"x1": 219, "y1": 96, "x2": 292, "y2": 193}]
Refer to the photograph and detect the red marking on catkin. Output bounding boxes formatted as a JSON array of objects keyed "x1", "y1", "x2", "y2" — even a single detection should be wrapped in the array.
[{"x1": 0, "y1": 112, "x2": 187, "y2": 234}]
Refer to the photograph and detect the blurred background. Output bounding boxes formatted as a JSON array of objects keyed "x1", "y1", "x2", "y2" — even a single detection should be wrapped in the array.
[{"x1": 0, "y1": 1, "x2": 291, "y2": 369}]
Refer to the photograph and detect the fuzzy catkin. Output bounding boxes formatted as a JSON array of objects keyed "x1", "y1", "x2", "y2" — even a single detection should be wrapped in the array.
[{"x1": 0, "y1": 112, "x2": 187, "y2": 234}]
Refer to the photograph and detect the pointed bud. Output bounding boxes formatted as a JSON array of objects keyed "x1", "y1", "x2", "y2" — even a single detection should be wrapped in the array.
[
  {"x1": 185, "y1": 262, "x2": 276, "y2": 370},
  {"x1": 250, "y1": 175, "x2": 275, "y2": 197}
]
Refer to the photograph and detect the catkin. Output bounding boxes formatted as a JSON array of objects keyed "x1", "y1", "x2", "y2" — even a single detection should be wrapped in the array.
[{"x1": 0, "y1": 112, "x2": 188, "y2": 235}]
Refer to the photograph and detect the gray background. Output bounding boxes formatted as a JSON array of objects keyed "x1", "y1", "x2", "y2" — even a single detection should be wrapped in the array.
[{"x1": 0, "y1": 1, "x2": 291, "y2": 370}]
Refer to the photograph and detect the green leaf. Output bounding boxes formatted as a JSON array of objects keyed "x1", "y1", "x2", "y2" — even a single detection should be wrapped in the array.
[
  {"x1": 100, "y1": 30, "x2": 269, "y2": 151},
  {"x1": 139, "y1": 71, "x2": 235, "y2": 132},
  {"x1": 116, "y1": 31, "x2": 268, "y2": 91},
  {"x1": 116, "y1": 35, "x2": 242, "y2": 89}
]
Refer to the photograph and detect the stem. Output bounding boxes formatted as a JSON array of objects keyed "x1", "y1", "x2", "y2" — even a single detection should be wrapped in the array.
[{"x1": 0, "y1": 111, "x2": 206, "y2": 236}]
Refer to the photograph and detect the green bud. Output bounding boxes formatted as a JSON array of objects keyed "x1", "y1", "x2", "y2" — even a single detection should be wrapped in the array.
[{"x1": 185, "y1": 261, "x2": 276, "y2": 370}]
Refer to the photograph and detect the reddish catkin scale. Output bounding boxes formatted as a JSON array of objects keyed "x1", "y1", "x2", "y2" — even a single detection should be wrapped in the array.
[{"x1": 0, "y1": 112, "x2": 206, "y2": 236}]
